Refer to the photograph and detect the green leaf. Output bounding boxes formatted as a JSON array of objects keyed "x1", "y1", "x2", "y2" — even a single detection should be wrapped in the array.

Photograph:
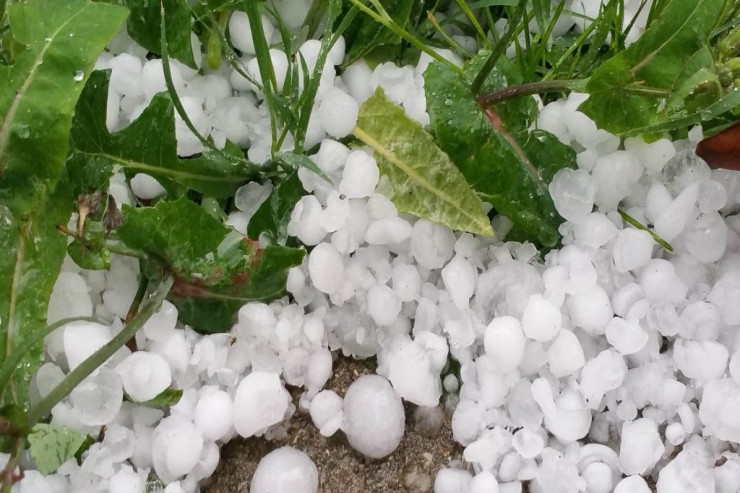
[
  {"x1": 247, "y1": 171, "x2": 304, "y2": 245},
  {"x1": 580, "y1": 0, "x2": 725, "y2": 134},
  {"x1": 117, "y1": 198, "x2": 305, "y2": 333},
  {"x1": 27, "y1": 423, "x2": 89, "y2": 474},
  {"x1": 70, "y1": 71, "x2": 258, "y2": 199},
  {"x1": 424, "y1": 59, "x2": 576, "y2": 247},
  {"x1": 0, "y1": 176, "x2": 73, "y2": 408},
  {"x1": 353, "y1": 89, "x2": 493, "y2": 237},
  {"x1": 0, "y1": 0, "x2": 128, "y2": 217},
  {"x1": 123, "y1": 0, "x2": 196, "y2": 68},
  {"x1": 344, "y1": 0, "x2": 415, "y2": 65},
  {"x1": 67, "y1": 240, "x2": 111, "y2": 271},
  {"x1": 138, "y1": 387, "x2": 183, "y2": 408}
]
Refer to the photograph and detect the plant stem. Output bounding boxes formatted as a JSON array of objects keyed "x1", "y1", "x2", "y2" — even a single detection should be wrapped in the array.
[
  {"x1": 26, "y1": 277, "x2": 173, "y2": 426},
  {"x1": 454, "y1": 0, "x2": 494, "y2": 50},
  {"x1": 471, "y1": 0, "x2": 528, "y2": 95},
  {"x1": 618, "y1": 209, "x2": 673, "y2": 252},
  {"x1": 477, "y1": 79, "x2": 587, "y2": 105},
  {"x1": 427, "y1": 11, "x2": 472, "y2": 57},
  {"x1": 0, "y1": 316, "x2": 106, "y2": 399},
  {"x1": 1, "y1": 437, "x2": 24, "y2": 493}
]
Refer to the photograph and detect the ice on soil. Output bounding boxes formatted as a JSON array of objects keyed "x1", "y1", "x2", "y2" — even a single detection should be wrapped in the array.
[{"x1": 251, "y1": 446, "x2": 319, "y2": 493}]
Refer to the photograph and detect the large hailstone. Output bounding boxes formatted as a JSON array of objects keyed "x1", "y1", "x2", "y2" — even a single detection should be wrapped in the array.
[
  {"x1": 116, "y1": 351, "x2": 172, "y2": 402},
  {"x1": 342, "y1": 375, "x2": 404, "y2": 459},
  {"x1": 251, "y1": 446, "x2": 319, "y2": 493},
  {"x1": 233, "y1": 371, "x2": 291, "y2": 438}
]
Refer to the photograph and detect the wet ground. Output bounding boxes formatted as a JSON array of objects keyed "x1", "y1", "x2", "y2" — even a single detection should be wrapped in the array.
[{"x1": 204, "y1": 356, "x2": 465, "y2": 493}]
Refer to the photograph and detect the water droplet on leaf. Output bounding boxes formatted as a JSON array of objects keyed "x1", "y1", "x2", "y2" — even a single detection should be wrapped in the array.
[{"x1": 73, "y1": 70, "x2": 84, "y2": 82}]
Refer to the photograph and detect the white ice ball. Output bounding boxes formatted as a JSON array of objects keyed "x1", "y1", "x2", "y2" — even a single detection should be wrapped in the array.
[
  {"x1": 251, "y1": 447, "x2": 319, "y2": 493},
  {"x1": 116, "y1": 351, "x2": 172, "y2": 402}
]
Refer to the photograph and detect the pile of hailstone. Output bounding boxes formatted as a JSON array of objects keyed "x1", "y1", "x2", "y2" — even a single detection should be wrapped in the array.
[{"x1": 7, "y1": 4, "x2": 740, "y2": 493}]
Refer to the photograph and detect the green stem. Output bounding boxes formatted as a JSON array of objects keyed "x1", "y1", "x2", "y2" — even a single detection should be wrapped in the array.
[
  {"x1": 427, "y1": 11, "x2": 472, "y2": 57},
  {"x1": 0, "y1": 316, "x2": 107, "y2": 400},
  {"x1": 1, "y1": 437, "x2": 24, "y2": 493},
  {"x1": 206, "y1": 11, "x2": 229, "y2": 70},
  {"x1": 471, "y1": 0, "x2": 528, "y2": 95},
  {"x1": 26, "y1": 277, "x2": 173, "y2": 426},
  {"x1": 346, "y1": 0, "x2": 462, "y2": 74},
  {"x1": 618, "y1": 209, "x2": 673, "y2": 252},
  {"x1": 454, "y1": 0, "x2": 494, "y2": 50},
  {"x1": 477, "y1": 79, "x2": 587, "y2": 106}
]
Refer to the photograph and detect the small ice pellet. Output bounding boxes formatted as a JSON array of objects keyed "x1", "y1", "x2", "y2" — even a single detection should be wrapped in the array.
[
  {"x1": 605, "y1": 317, "x2": 648, "y2": 355},
  {"x1": 410, "y1": 219, "x2": 456, "y2": 270},
  {"x1": 639, "y1": 259, "x2": 688, "y2": 304},
  {"x1": 511, "y1": 428, "x2": 544, "y2": 459},
  {"x1": 566, "y1": 286, "x2": 613, "y2": 335},
  {"x1": 548, "y1": 168, "x2": 595, "y2": 223},
  {"x1": 521, "y1": 294, "x2": 561, "y2": 342},
  {"x1": 308, "y1": 243, "x2": 345, "y2": 295},
  {"x1": 251, "y1": 447, "x2": 319, "y2": 493},
  {"x1": 193, "y1": 390, "x2": 233, "y2": 441},
  {"x1": 130, "y1": 173, "x2": 166, "y2": 200},
  {"x1": 470, "y1": 471, "x2": 499, "y2": 493},
  {"x1": 309, "y1": 390, "x2": 343, "y2": 437},
  {"x1": 547, "y1": 329, "x2": 585, "y2": 377},
  {"x1": 116, "y1": 351, "x2": 172, "y2": 402},
  {"x1": 318, "y1": 88, "x2": 359, "y2": 139},
  {"x1": 339, "y1": 151, "x2": 379, "y2": 198},
  {"x1": 232, "y1": 372, "x2": 291, "y2": 438},
  {"x1": 665, "y1": 422, "x2": 685, "y2": 445},
  {"x1": 619, "y1": 418, "x2": 664, "y2": 475},
  {"x1": 673, "y1": 339, "x2": 728, "y2": 380},
  {"x1": 484, "y1": 316, "x2": 526, "y2": 373},
  {"x1": 63, "y1": 321, "x2": 112, "y2": 371},
  {"x1": 441, "y1": 256, "x2": 477, "y2": 309},
  {"x1": 613, "y1": 228, "x2": 654, "y2": 273},
  {"x1": 614, "y1": 476, "x2": 651, "y2": 493},
  {"x1": 151, "y1": 414, "x2": 204, "y2": 483}
]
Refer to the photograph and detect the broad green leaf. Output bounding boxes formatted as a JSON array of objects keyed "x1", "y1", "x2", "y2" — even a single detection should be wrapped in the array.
[
  {"x1": 69, "y1": 71, "x2": 258, "y2": 199},
  {"x1": 117, "y1": 198, "x2": 305, "y2": 333},
  {"x1": 344, "y1": 0, "x2": 414, "y2": 65},
  {"x1": 122, "y1": 0, "x2": 196, "y2": 68},
  {"x1": 580, "y1": 0, "x2": 725, "y2": 134},
  {"x1": 0, "y1": 0, "x2": 128, "y2": 217},
  {"x1": 247, "y1": 172, "x2": 304, "y2": 245},
  {"x1": 0, "y1": 176, "x2": 73, "y2": 408},
  {"x1": 353, "y1": 89, "x2": 493, "y2": 237},
  {"x1": 424, "y1": 59, "x2": 576, "y2": 247},
  {"x1": 137, "y1": 387, "x2": 183, "y2": 408},
  {"x1": 27, "y1": 423, "x2": 89, "y2": 474},
  {"x1": 68, "y1": 240, "x2": 111, "y2": 271}
]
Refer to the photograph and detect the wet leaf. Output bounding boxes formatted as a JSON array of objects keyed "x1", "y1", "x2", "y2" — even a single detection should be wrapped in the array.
[
  {"x1": 580, "y1": 0, "x2": 725, "y2": 134},
  {"x1": 344, "y1": 0, "x2": 415, "y2": 65},
  {"x1": 0, "y1": 176, "x2": 73, "y2": 408},
  {"x1": 137, "y1": 387, "x2": 182, "y2": 408},
  {"x1": 424, "y1": 59, "x2": 575, "y2": 247},
  {"x1": 121, "y1": 0, "x2": 197, "y2": 68},
  {"x1": 67, "y1": 240, "x2": 111, "y2": 271},
  {"x1": 353, "y1": 89, "x2": 493, "y2": 237},
  {"x1": 117, "y1": 198, "x2": 305, "y2": 333},
  {"x1": 0, "y1": 0, "x2": 128, "y2": 217},
  {"x1": 69, "y1": 71, "x2": 258, "y2": 199},
  {"x1": 27, "y1": 423, "x2": 90, "y2": 474},
  {"x1": 247, "y1": 171, "x2": 304, "y2": 245}
]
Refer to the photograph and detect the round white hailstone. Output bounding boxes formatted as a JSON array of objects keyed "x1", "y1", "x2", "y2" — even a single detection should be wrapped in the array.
[
  {"x1": 683, "y1": 212, "x2": 727, "y2": 263},
  {"x1": 141, "y1": 59, "x2": 184, "y2": 101},
  {"x1": 309, "y1": 390, "x2": 343, "y2": 437},
  {"x1": 433, "y1": 468, "x2": 473, "y2": 493},
  {"x1": 342, "y1": 375, "x2": 405, "y2": 459},
  {"x1": 392, "y1": 263, "x2": 421, "y2": 302},
  {"x1": 314, "y1": 139, "x2": 350, "y2": 174},
  {"x1": 130, "y1": 173, "x2": 166, "y2": 200},
  {"x1": 572, "y1": 212, "x2": 618, "y2": 248},
  {"x1": 582, "y1": 462, "x2": 613, "y2": 493},
  {"x1": 63, "y1": 321, "x2": 112, "y2": 371},
  {"x1": 143, "y1": 299, "x2": 178, "y2": 341},
  {"x1": 306, "y1": 348, "x2": 333, "y2": 393},
  {"x1": 69, "y1": 367, "x2": 123, "y2": 426},
  {"x1": 469, "y1": 471, "x2": 499, "y2": 493},
  {"x1": 483, "y1": 316, "x2": 526, "y2": 373},
  {"x1": 566, "y1": 110, "x2": 601, "y2": 148},
  {"x1": 318, "y1": 88, "x2": 359, "y2": 139},
  {"x1": 619, "y1": 418, "x2": 665, "y2": 475},
  {"x1": 566, "y1": 286, "x2": 613, "y2": 335},
  {"x1": 152, "y1": 414, "x2": 204, "y2": 483},
  {"x1": 308, "y1": 243, "x2": 344, "y2": 295},
  {"x1": 451, "y1": 399, "x2": 485, "y2": 446},
  {"x1": 228, "y1": 12, "x2": 274, "y2": 55},
  {"x1": 548, "y1": 168, "x2": 595, "y2": 223},
  {"x1": 367, "y1": 283, "x2": 402, "y2": 326},
  {"x1": 339, "y1": 151, "x2": 379, "y2": 198},
  {"x1": 653, "y1": 182, "x2": 700, "y2": 241},
  {"x1": 605, "y1": 317, "x2": 648, "y2": 355},
  {"x1": 521, "y1": 294, "x2": 561, "y2": 342},
  {"x1": 537, "y1": 101, "x2": 568, "y2": 143},
  {"x1": 624, "y1": 136, "x2": 676, "y2": 176},
  {"x1": 639, "y1": 259, "x2": 688, "y2": 304},
  {"x1": 410, "y1": 219, "x2": 456, "y2": 270},
  {"x1": 109, "y1": 465, "x2": 144, "y2": 493},
  {"x1": 613, "y1": 228, "x2": 654, "y2": 273},
  {"x1": 233, "y1": 371, "x2": 291, "y2": 438},
  {"x1": 288, "y1": 195, "x2": 328, "y2": 246},
  {"x1": 592, "y1": 151, "x2": 643, "y2": 210},
  {"x1": 116, "y1": 351, "x2": 172, "y2": 402},
  {"x1": 47, "y1": 272, "x2": 93, "y2": 324},
  {"x1": 698, "y1": 180, "x2": 727, "y2": 213},
  {"x1": 709, "y1": 272, "x2": 740, "y2": 325},
  {"x1": 665, "y1": 422, "x2": 685, "y2": 445},
  {"x1": 194, "y1": 390, "x2": 233, "y2": 441},
  {"x1": 673, "y1": 339, "x2": 728, "y2": 380},
  {"x1": 298, "y1": 39, "x2": 322, "y2": 72},
  {"x1": 511, "y1": 428, "x2": 544, "y2": 459},
  {"x1": 342, "y1": 60, "x2": 374, "y2": 104},
  {"x1": 614, "y1": 475, "x2": 651, "y2": 493},
  {"x1": 547, "y1": 329, "x2": 585, "y2": 377},
  {"x1": 441, "y1": 256, "x2": 477, "y2": 309},
  {"x1": 370, "y1": 63, "x2": 415, "y2": 104},
  {"x1": 365, "y1": 217, "x2": 413, "y2": 245},
  {"x1": 109, "y1": 53, "x2": 143, "y2": 96},
  {"x1": 33, "y1": 363, "x2": 65, "y2": 402},
  {"x1": 319, "y1": 191, "x2": 350, "y2": 233},
  {"x1": 251, "y1": 447, "x2": 319, "y2": 493},
  {"x1": 235, "y1": 181, "x2": 273, "y2": 217},
  {"x1": 579, "y1": 349, "x2": 627, "y2": 408}
]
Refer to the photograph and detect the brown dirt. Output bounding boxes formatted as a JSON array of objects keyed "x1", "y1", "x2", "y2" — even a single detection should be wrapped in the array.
[{"x1": 203, "y1": 356, "x2": 465, "y2": 493}]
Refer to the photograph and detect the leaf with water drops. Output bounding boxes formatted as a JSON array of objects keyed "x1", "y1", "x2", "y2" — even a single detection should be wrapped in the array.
[{"x1": 0, "y1": 0, "x2": 128, "y2": 218}]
